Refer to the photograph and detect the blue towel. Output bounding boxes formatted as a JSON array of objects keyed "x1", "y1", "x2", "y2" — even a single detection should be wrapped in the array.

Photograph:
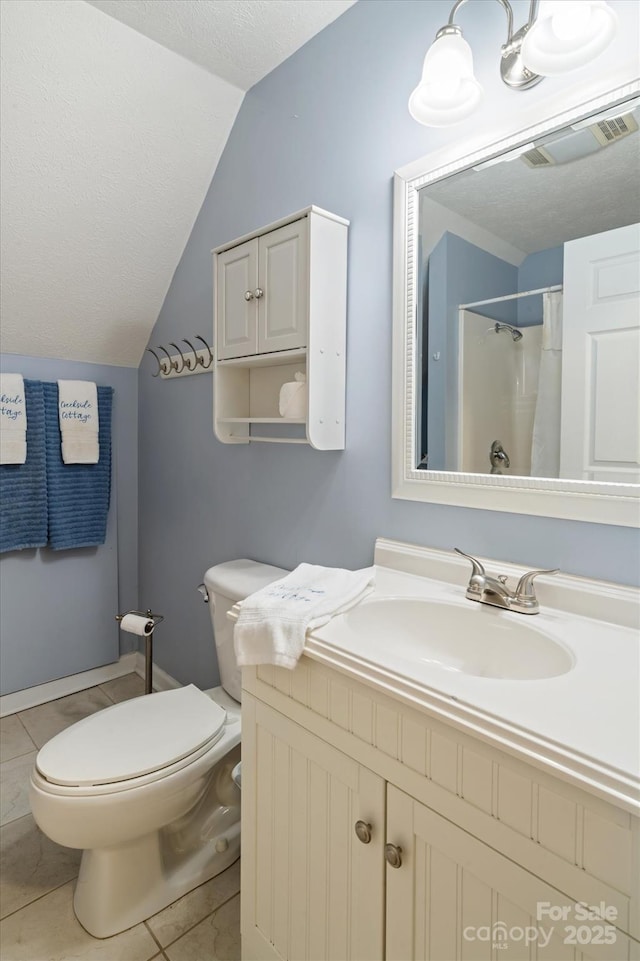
[
  {"x1": 43, "y1": 383, "x2": 113, "y2": 550},
  {"x1": 0, "y1": 380, "x2": 48, "y2": 553}
]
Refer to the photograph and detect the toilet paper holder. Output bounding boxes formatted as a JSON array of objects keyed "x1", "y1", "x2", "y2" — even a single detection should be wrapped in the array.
[{"x1": 115, "y1": 609, "x2": 164, "y2": 695}]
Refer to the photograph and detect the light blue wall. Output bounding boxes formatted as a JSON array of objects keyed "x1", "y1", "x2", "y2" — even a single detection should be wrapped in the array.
[
  {"x1": 0, "y1": 355, "x2": 138, "y2": 695},
  {"x1": 517, "y1": 246, "x2": 564, "y2": 326},
  {"x1": 138, "y1": 0, "x2": 640, "y2": 689}
]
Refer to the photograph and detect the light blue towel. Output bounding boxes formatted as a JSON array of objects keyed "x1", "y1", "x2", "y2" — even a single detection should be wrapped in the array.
[
  {"x1": 0, "y1": 380, "x2": 48, "y2": 553},
  {"x1": 44, "y1": 383, "x2": 113, "y2": 550}
]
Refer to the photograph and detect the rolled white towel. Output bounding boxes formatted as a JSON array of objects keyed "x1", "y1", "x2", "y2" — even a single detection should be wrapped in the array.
[
  {"x1": 0, "y1": 373, "x2": 27, "y2": 465},
  {"x1": 234, "y1": 563, "x2": 375, "y2": 669},
  {"x1": 58, "y1": 380, "x2": 99, "y2": 464}
]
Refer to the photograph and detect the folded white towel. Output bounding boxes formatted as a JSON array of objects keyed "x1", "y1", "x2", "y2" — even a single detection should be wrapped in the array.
[
  {"x1": 234, "y1": 563, "x2": 375, "y2": 669},
  {"x1": 58, "y1": 380, "x2": 99, "y2": 464},
  {"x1": 0, "y1": 373, "x2": 27, "y2": 465}
]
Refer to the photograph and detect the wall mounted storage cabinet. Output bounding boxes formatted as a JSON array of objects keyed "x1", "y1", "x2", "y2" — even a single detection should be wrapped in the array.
[{"x1": 213, "y1": 207, "x2": 348, "y2": 449}]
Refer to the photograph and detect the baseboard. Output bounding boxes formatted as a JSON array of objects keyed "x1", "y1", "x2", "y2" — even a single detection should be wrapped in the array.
[
  {"x1": 0, "y1": 653, "x2": 180, "y2": 717},
  {"x1": 132, "y1": 652, "x2": 181, "y2": 693}
]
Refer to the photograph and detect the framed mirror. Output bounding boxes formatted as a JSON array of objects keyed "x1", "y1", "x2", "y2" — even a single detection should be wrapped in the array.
[{"x1": 392, "y1": 80, "x2": 640, "y2": 526}]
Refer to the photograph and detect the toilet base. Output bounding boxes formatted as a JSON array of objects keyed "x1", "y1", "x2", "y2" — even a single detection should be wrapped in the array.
[{"x1": 74, "y1": 820, "x2": 240, "y2": 938}]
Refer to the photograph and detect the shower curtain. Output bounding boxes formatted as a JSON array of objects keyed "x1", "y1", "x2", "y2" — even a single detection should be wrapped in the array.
[{"x1": 531, "y1": 290, "x2": 563, "y2": 477}]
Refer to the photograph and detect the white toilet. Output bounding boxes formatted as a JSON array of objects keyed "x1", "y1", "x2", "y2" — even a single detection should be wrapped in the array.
[{"x1": 29, "y1": 559, "x2": 286, "y2": 939}]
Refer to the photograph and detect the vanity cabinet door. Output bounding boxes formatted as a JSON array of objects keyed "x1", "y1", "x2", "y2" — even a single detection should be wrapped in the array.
[
  {"x1": 242, "y1": 696, "x2": 385, "y2": 961},
  {"x1": 385, "y1": 785, "x2": 631, "y2": 961},
  {"x1": 216, "y1": 238, "x2": 259, "y2": 359}
]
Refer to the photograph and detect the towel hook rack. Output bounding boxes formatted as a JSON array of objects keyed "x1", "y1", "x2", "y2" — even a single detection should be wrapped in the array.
[
  {"x1": 157, "y1": 344, "x2": 177, "y2": 373},
  {"x1": 168, "y1": 342, "x2": 189, "y2": 374},
  {"x1": 146, "y1": 347, "x2": 167, "y2": 377},
  {"x1": 194, "y1": 335, "x2": 213, "y2": 369},
  {"x1": 182, "y1": 339, "x2": 200, "y2": 370},
  {"x1": 147, "y1": 335, "x2": 214, "y2": 379}
]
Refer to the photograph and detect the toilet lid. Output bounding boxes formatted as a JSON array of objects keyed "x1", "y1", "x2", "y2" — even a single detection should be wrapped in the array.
[{"x1": 36, "y1": 685, "x2": 226, "y2": 787}]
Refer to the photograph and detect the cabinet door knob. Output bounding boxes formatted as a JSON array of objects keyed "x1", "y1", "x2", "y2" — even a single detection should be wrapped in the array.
[
  {"x1": 354, "y1": 820, "x2": 372, "y2": 844},
  {"x1": 254, "y1": 287, "x2": 264, "y2": 299},
  {"x1": 244, "y1": 290, "x2": 255, "y2": 301},
  {"x1": 384, "y1": 843, "x2": 403, "y2": 868}
]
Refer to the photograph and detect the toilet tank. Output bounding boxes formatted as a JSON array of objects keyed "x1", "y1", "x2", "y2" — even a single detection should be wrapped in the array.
[{"x1": 203, "y1": 559, "x2": 287, "y2": 703}]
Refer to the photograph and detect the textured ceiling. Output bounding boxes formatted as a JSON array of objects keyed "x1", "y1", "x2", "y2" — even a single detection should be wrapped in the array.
[
  {"x1": 0, "y1": 0, "x2": 355, "y2": 367},
  {"x1": 86, "y1": 0, "x2": 357, "y2": 90},
  {"x1": 425, "y1": 112, "x2": 640, "y2": 254}
]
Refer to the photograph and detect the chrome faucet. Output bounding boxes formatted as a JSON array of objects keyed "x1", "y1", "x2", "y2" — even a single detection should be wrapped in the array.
[{"x1": 454, "y1": 548, "x2": 558, "y2": 615}]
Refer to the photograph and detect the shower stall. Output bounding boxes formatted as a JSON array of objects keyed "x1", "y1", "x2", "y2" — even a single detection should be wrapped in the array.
[{"x1": 455, "y1": 285, "x2": 561, "y2": 476}]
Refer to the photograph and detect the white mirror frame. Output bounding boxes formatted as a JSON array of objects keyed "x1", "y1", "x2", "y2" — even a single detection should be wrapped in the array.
[{"x1": 392, "y1": 78, "x2": 640, "y2": 528}]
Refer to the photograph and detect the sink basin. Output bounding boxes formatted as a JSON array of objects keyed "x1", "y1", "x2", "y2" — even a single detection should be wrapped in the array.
[{"x1": 341, "y1": 597, "x2": 574, "y2": 680}]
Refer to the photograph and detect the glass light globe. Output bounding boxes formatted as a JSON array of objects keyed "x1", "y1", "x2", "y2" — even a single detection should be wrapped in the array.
[
  {"x1": 408, "y1": 31, "x2": 483, "y2": 128},
  {"x1": 521, "y1": 0, "x2": 618, "y2": 77},
  {"x1": 550, "y1": 1, "x2": 594, "y2": 41}
]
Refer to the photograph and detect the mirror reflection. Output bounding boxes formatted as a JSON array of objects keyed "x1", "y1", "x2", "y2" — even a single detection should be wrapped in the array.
[{"x1": 417, "y1": 97, "x2": 640, "y2": 483}]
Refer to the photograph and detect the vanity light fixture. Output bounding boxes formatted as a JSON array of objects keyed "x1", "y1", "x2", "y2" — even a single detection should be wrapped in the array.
[
  {"x1": 521, "y1": 1, "x2": 619, "y2": 76},
  {"x1": 408, "y1": 0, "x2": 619, "y2": 127}
]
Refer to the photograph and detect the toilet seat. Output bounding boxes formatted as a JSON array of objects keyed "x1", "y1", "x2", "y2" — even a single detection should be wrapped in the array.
[{"x1": 36, "y1": 685, "x2": 227, "y2": 790}]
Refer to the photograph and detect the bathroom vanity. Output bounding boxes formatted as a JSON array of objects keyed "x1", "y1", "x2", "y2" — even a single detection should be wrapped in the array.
[{"x1": 240, "y1": 540, "x2": 639, "y2": 961}]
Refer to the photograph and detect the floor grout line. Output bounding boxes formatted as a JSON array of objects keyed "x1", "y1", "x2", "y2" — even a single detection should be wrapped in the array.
[
  {"x1": 160, "y1": 886, "x2": 241, "y2": 950},
  {"x1": 0, "y1": 872, "x2": 80, "y2": 923},
  {"x1": 144, "y1": 918, "x2": 165, "y2": 954}
]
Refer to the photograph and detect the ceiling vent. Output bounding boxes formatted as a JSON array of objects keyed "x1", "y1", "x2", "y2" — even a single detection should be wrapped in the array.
[
  {"x1": 520, "y1": 145, "x2": 555, "y2": 168},
  {"x1": 589, "y1": 112, "x2": 639, "y2": 146},
  {"x1": 520, "y1": 110, "x2": 638, "y2": 169}
]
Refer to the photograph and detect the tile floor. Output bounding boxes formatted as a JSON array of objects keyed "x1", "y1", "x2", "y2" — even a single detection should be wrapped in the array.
[{"x1": 0, "y1": 674, "x2": 241, "y2": 961}]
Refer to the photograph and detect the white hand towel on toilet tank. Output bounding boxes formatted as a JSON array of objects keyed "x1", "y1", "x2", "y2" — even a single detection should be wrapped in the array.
[
  {"x1": 0, "y1": 373, "x2": 27, "y2": 464},
  {"x1": 234, "y1": 564, "x2": 375, "y2": 669},
  {"x1": 57, "y1": 380, "x2": 99, "y2": 464}
]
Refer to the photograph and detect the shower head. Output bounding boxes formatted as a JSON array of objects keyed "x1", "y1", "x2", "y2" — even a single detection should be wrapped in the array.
[{"x1": 488, "y1": 322, "x2": 523, "y2": 342}]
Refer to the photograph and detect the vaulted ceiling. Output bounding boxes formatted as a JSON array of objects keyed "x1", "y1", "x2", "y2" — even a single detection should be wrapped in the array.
[{"x1": 0, "y1": 0, "x2": 356, "y2": 368}]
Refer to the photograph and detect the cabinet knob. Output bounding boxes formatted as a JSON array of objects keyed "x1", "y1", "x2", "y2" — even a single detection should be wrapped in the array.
[
  {"x1": 354, "y1": 820, "x2": 372, "y2": 844},
  {"x1": 384, "y1": 843, "x2": 403, "y2": 868},
  {"x1": 254, "y1": 287, "x2": 264, "y2": 299},
  {"x1": 244, "y1": 290, "x2": 255, "y2": 301}
]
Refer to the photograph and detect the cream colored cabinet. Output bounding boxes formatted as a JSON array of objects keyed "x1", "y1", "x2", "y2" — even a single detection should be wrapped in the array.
[
  {"x1": 213, "y1": 207, "x2": 348, "y2": 448},
  {"x1": 242, "y1": 662, "x2": 639, "y2": 961},
  {"x1": 385, "y1": 786, "x2": 631, "y2": 961},
  {"x1": 216, "y1": 219, "x2": 308, "y2": 361},
  {"x1": 241, "y1": 696, "x2": 385, "y2": 961}
]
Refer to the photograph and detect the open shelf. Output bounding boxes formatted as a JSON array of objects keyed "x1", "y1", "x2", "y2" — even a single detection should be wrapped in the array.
[
  {"x1": 217, "y1": 348, "x2": 307, "y2": 369},
  {"x1": 217, "y1": 417, "x2": 306, "y2": 425}
]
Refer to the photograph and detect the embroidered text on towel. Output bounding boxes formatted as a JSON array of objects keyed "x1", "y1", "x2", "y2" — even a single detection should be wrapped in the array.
[{"x1": 0, "y1": 373, "x2": 27, "y2": 465}]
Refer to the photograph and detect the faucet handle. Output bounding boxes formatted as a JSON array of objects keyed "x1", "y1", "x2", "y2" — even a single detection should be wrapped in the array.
[
  {"x1": 454, "y1": 548, "x2": 486, "y2": 577},
  {"x1": 515, "y1": 568, "x2": 559, "y2": 599}
]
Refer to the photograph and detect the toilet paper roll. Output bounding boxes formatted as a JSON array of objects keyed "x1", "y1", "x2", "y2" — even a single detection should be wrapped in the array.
[{"x1": 119, "y1": 613, "x2": 154, "y2": 636}]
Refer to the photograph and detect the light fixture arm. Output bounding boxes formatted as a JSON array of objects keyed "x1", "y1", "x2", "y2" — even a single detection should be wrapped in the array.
[
  {"x1": 447, "y1": 0, "x2": 514, "y2": 44},
  {"x1": 526, "y1": 0, "x2": 540, "y2": 28},
  {"x1": 442, "y1": 0, "x2": 543, "y2": 90}
]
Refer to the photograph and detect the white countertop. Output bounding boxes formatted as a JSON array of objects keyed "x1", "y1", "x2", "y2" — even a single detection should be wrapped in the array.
[{"x1": 305, "y1": 541, "x2": 640, "y2": 813}]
